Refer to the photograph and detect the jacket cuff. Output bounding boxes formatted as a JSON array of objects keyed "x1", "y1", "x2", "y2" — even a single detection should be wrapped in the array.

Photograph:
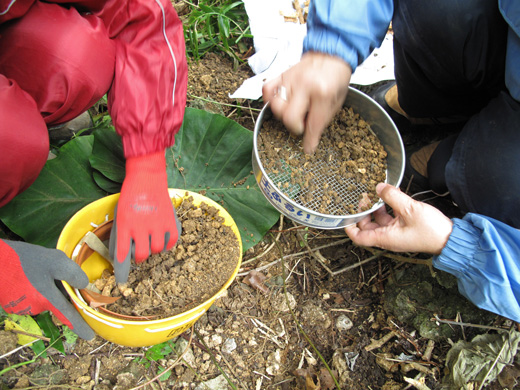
[{"x1": 432, "y1": 218, "x2": 482, "y2": 277}]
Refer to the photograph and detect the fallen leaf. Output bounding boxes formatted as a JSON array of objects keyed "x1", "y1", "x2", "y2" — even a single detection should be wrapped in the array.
[
  {"x1": 80, "y1": 289, "x2": 120, "y2": 308},
  {"x1": 293, "y1": 368, "x2": 320, "y2": 390},
  {"x1": 243, "y1": 270, "x2": 269, "y2": 294}
]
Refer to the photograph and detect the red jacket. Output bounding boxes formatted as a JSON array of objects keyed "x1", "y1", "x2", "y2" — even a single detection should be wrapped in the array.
[{"x1": 0, "y1": 0, "x2": 188, "y2": 158}]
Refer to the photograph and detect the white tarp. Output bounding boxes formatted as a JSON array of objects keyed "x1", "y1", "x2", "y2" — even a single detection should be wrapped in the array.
[{"x1": 230, "y1": 0, "x2": 395, "y2": 100}]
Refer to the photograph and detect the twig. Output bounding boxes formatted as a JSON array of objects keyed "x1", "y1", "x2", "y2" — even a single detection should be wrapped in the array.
[
  {"x1": 238, "y1": 238, "x2": 351, "y2": 276},
  {"x1": 332, "y1": 251, "x2": 386, "y2": 276},
  {"x1": 422, "y1": 340, "x2": 435, "y2": 361},
  {"x1": 365, "y1": 331, "x2": 397, "y2": 352},
  {"x1": 0, "y1": 340, "x2": 37, "y2": 360},
  {"x1": 432, "y1": 314, "x2": 508, "y2": 332},
  {"x1": 403, "y1": 376, "x2": 432, "y2": 390},
  {"x1": 241, "y1": 215, "x2": 284, "y2": 267},
  {"x1": 478, "y1": 329, "x2": 512, "y2": 390},
  {"x1": 187, "y1": 93, "x2": 262, "y2": 111},
  {"x1": 8, "y1": 329, "x2": 50, "y2": 342}
]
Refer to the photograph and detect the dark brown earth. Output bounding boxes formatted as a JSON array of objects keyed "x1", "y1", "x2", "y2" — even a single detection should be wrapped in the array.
[
  {"x1": 1, "y1": 42, "x2": 516, "y2": 390},
  {"x1": 258, "y1": 107, "x2": 387, "y2": 215}
]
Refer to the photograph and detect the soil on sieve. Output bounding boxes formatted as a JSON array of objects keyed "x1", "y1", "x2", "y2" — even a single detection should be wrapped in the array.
[
  {"x1": 0, "y1": 52, "x2": 513, "y2": 390},
  {"x1": 258, "y1": 107, "x2": 387, "y2": 215},
  {"x1": 89, "y1": 196, "x2": 240, "y2": 319}
]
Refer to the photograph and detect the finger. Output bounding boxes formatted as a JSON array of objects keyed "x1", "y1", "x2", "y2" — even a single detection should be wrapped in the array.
[
  {"x1": 376, "y1": 183, "x2": 415, "y2": 221},
  {"x1": 356, "y1": 214, "x2": 380, "y2": 231},
  {"x1": 283, "y1": 90, "x2": 309, "y2": 136},
  {"x1": 45, "y1": 250, "x2": 89, "y2": 289},
  {"x1": 302, "y1": 101, "x2": 332, "y2": 154},
  {"x1": 109, "y1": 208, "x2": 132, "y2": 264},
  {"x1": 114, "y1": 249, "x2": 131, "y2": 284},
  {"x1": 262, "y1": 76, "x2": 282, "y2": 102},
  {"x1": 372, "y1": 204, "x2": 394, "y2": 226},
  {"x1": 344, "y1": 223, "x2": 380, "y2": 247},
  {"x1": 133, "y1": 233, "x2": 151, "y2": 262},
  {"x1": 45, "y1": 285, "x2": 95, "y2": 340}
]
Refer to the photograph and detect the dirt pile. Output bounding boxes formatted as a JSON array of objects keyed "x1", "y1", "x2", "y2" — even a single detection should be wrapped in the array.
[{"x1": 88, "y1": 196, "x2": 240, "y2": 319}]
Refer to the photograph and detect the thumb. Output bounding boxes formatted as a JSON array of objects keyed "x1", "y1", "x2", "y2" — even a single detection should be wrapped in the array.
[{"x1": 376, "y1": 183, "x2": 413, "y2": 216}]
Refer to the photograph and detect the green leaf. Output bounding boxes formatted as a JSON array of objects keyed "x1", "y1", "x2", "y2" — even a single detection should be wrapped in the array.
[
  {"x1": 31, "y1": 340, "x2": 47, "y2": 358},
  {"x1": 167, "y1": 108, "x2": 280, "y2": 252},
  {"x1": 158, "y1": 366, "x2": 172, "y2": 381},
  {"x1": 62, "y1": 327, "x2": 78, "y2": 345},
  {"x1": 218, "y1": 14, "x2": 230, "y2": 38},
  {"x1": 36, "y1": 312, "x2": 64, "y2": 354},
  {"x1": 0, "y1": 136, "x2": 107, "y2": 247},
  {"x1": 89, "y1": 126, "x2": 125, "y2": 184}
]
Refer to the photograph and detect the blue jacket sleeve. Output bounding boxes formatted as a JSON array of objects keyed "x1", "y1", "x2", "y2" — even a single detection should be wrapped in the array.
[
  {"x1": 433, "y1": 214, "x2": 520, "y2": 322},
  {"x1": 303, "y1": 0, "x2": 393, "y2": 72}
]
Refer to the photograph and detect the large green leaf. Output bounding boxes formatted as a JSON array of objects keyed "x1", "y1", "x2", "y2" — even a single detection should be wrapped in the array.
[
  {"x1": 0, "y1": 136, "x2": 107, "y2": 248},
  {"x1": 89, "y1": 126, "x2": 125, "y2": 185},
  {"x1": 167, "y1": 108, "x2": 280, "y2": 251}
]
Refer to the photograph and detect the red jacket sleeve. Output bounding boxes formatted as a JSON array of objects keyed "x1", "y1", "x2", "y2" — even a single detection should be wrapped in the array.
[
  {"x1": 94, "y1": 0, "x2": 188, "y2": 158},
  {"x1": 1, "y1": 0, "x2": 188, "y2": 158}
]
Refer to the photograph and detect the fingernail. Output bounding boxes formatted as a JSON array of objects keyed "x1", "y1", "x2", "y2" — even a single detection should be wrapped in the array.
[{"x1": 375, "y1": 183, "x2": 386, "y2": 195}]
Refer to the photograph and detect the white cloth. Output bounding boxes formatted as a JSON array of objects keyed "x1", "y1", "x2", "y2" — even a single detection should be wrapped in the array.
[{"x1": 229, "y1": 0, "x2": 395, "y2": 100}]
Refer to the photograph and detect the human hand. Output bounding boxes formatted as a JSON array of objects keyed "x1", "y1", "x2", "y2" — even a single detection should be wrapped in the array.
[
  {"x1": 0, "y1": 240, "x2": 95, "y2": 340},
  {"x1": 344, "y1": 183, "x2": 453, "y2": 254},
  {"x1": 262, "y1": 52, "x2": 352, "y2": 154},
  {"x1": 109, "y1": 151, "x2": 181, "y2": 283}
]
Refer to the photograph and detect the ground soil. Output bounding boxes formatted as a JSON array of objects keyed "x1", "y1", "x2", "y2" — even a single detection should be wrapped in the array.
[
  {"x1": 258, "y1": 107, "x2": 387, "y2": 215},
  {"x1": 1, "y1": 49, "x2": 516, "y2": 390},
  {"x1": 87, "y1": 196, "x2": 240, "y2": 319}
]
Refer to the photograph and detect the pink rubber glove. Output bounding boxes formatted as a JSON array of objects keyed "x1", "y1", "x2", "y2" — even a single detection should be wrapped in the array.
[
  {"x1": 345, "y1": 183, "x2": 453, "y2": 254},
  {"x1": 109, "y1": 151, "x2": 181, "y2": 283},
  {"x1": 0, "y1": 240, "x2": 95, "y2": 340}
]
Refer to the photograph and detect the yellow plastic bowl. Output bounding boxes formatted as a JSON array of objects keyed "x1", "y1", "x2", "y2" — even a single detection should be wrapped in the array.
[{"x1": 57, "y1": 189, "x2": 242, "y2": 347}]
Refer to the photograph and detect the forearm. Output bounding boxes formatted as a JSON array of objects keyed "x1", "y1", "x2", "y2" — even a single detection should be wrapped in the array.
[
  {"x1": 94, "y1": 0, "x2": 188, "y2": 158},
  {"x1": 304, "y1": 0, "x2": 393, "y2": 71}
]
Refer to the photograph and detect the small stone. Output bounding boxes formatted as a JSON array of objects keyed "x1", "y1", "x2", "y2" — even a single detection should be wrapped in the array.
[
  {"x1": 221, "y1": 338, "x2": 237, "y2": 354},
  {"x1": 336, "y1": 314, "x2": 354, "y2": 331}
]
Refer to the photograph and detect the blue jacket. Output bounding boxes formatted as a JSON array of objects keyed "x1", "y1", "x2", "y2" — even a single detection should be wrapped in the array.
[
  {"x1": 303, "y1": 1, "x2": 520, "y2": 322},
  {"x1": 304, "y1": 0, "x2": 520, "y2": 101}
]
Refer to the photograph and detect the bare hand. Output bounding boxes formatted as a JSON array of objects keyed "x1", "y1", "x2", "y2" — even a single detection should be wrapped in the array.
[
  {"x1": 262, "y1": 52, "x2": 351, "y2": 154},
  {"x1": 345, "y1": 183, "x2": 453, "y2": 254}
]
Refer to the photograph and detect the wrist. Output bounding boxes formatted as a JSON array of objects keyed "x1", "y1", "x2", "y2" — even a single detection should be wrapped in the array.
[
  {"x1": 432, "y1": 218, "x2": 454, "y2": 255},
  {"x1": 125, "y1": 151, "x2": 166, "y2": 174}
]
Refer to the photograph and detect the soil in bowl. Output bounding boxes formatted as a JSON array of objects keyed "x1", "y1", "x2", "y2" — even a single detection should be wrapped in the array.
[
  {"x1": 258, "y1": 106, "x2": 387, "y2": 215},
  {"x1": 86, "y1": 195, "x2": 240, "y2": 319}
]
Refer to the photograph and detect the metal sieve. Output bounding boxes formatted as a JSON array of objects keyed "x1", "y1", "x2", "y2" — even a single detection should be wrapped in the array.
[{"x1": 252, "y1": 87, "x2": 405, "y2": 229}]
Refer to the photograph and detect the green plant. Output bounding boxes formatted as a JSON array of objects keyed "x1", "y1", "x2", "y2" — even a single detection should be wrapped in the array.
[
  {"x1": 137, "y1": 340, "x2": 177, "y2": 381},
  {"x1": 183, "y1": 0, "x2": 252, "y2": 67}
]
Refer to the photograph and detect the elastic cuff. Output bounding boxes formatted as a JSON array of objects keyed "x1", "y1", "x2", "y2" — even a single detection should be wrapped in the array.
[
  {"x1": 432, "y1": 218, "x2": 482, "y2": 277},
  {"x1": 125, "y1": 151, "x2": 166, "y2": 174}
]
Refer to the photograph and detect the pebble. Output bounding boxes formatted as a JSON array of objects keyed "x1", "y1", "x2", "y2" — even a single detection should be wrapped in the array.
[{"x1": 336, "y1": 314, "x2": 354, "y2": 331}]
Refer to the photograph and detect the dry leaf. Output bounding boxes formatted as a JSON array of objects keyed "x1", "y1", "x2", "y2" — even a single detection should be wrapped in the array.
[
  {"x1": 243, "y1": 270, "x2": 269, "y2": 293},
  {"x1": 80, "y1": 289, "x2": 120, "y2": 308},
  {"x1": 293, "y1": 368, "x2": 320, "y2": 390}
]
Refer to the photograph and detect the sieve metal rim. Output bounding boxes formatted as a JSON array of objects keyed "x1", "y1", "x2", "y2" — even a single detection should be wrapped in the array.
[{"x1": 252, "y1": 86, "x2": 405, "y2": 228}]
